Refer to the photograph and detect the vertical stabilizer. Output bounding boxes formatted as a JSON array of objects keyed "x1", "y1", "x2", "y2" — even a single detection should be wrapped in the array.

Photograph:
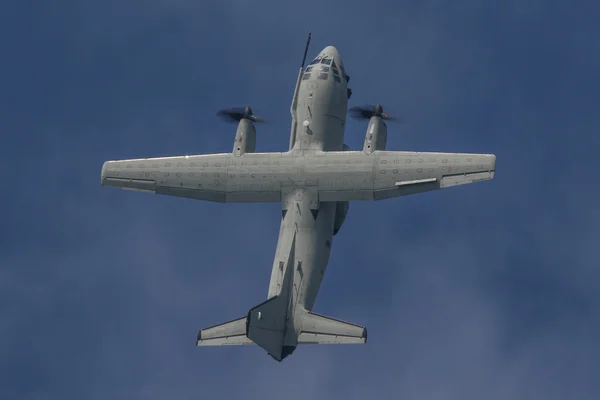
[{"x1": 246, "y1": 233, "x2": 297, "y2": 361}]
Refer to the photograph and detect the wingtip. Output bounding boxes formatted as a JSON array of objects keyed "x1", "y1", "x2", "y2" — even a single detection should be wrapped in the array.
[{"x1": 101, "y1": 161, "x2": 109, "y2": 186}]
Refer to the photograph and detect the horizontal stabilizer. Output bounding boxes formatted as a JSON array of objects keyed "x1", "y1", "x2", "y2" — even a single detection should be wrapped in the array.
[
  {"x1": 298, "y1": 311, "x2": 367, "y2": 345},
  {"x1": 196, "y1": 317, "x2": 254, "y2": 346}
]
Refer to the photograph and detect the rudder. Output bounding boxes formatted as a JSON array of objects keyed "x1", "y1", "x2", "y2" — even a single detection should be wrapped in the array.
[
  {"x1": 246, "y1": 295, "x2": 291, "y2": 361},
  {"x1": 246, "y1": 232, "x2": 297, "y2": 361}
]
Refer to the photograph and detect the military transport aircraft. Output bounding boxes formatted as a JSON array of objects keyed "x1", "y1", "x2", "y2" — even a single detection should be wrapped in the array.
[{"x1": 100, "y1": 34, "x2": 496, "y2": 362}]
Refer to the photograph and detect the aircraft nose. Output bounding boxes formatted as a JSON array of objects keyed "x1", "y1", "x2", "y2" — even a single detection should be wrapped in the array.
[{"x1": 322, "y1": 45, "x2": 340, "y2": 58}]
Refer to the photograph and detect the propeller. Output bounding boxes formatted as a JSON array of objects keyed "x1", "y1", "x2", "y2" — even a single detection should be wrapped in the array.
[
  {"x1": 216, "y1": 107, "x2": 266, "y2": 123},
  {"x1": 349, "y1": 104, "x2": 398, "y2": 121}
]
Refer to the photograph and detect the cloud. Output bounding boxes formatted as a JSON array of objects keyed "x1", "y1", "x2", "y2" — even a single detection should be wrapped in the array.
[{"x1": 1, "y1": 0, "x2": 599, "y2": 399}]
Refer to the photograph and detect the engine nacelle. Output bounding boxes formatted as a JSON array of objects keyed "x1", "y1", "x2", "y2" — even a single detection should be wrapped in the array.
[
  {"x1": 363, "y1": 116, "x2": 387, "y2": 154},
  {"x1": 232, "y1": 118, "x2": 256, "y2": 156},
  {"x1": 333, "y1": 201, "x2": 350, "y2": 236}
]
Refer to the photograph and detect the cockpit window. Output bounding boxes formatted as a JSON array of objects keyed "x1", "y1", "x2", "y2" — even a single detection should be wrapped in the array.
[
  {"x1": 333, "y1": 75, "x2": 341, "y2": 83},
  {"x1": 305, "y1": 66, "x2": 313, "y2": 72},
  {"x1": 318, "y1": 72, "x2": 328, "y2": 80},
  {"x1": 322, "y1": 59, "x2": 332, "y2": 65},
  {"x1": 302, "y1": 73, "x2": 311, "y2": 80},
  {"x1": 332, "y1": 67, "x2": 339, "y2": 75},
  {"x1": 332, "y1": 60, "x2": 337, "y2": 68},
  {"x1": 320, "y1": 66, "x2": 329, "y2": 72}
]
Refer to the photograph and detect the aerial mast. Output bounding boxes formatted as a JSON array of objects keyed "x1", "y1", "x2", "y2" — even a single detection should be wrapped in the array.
[
  {"x1": 301, "y1": 32, "x2": 311, "y2": 68},
  {"x1": 289, "y1": 32, "x2": 312, "y2": 150}
]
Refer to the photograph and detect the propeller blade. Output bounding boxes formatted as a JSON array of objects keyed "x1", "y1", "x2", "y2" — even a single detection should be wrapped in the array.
[
  {"x1": 249, "y1": 115, "x2": 267, "y2": 123},
  {"x1": 217, "y1": 107, "x2": 266, "y2": 123},
  {"x1": 349, "y1": 104, "x2": 398, "y2": 121}
]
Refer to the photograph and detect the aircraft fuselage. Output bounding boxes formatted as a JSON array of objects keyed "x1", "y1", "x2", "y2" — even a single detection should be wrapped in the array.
[{"x1": 264, "y1": 46, "x2": 350, "y2": 359}]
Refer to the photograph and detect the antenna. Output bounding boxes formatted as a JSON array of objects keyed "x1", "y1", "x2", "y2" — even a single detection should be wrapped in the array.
[
  {"x1": 301, "y1": 32, "x2": 312, "y2": 68},
  {"x1": 289, "y1": 32, "x2": 312, "y2": 150}
]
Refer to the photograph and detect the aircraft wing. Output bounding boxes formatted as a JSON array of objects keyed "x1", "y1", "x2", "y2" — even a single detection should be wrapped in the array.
[
  {"x1": 312, "y1": 150, "x2": 496, "y2": 201},
  {"x1": 101, "y1": 152, "x2": 290, "y2": 203},
  {"x1": 101, "y1": 150, "x2": 495, "y2": 203},
  {"x1": 101, "y1": 154, "x2": 232, "y2": 202}
]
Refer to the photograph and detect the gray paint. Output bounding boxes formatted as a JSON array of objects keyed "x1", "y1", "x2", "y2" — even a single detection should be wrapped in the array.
[
  {"x1": 233, "y1": 118, "x2": 256, "y2": 156},
  {"x1": 102, "y1": 150, "x2": 495, "y2": 203},
  {"x1": 100, "y1": 45, "x2": 496, "y2": 362},
  {"x1": 363, "y1": 116, "x2": 387, "y2": 154}
]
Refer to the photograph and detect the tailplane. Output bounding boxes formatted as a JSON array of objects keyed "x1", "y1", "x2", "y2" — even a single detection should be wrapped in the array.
[
  {"x1": 298, "y1": 311, "x2": 367, "y2": 344},
  {"x1": 196, "y1": 317, "x2": 253, "y2": 346},
  {"x1": 196, "y1": 310, "x2": 367, "y2": 348}
]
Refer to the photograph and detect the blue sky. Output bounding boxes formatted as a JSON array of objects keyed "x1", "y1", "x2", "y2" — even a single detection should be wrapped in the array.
[{"x1": 1, "y1": 1, "x2": 599, "y2": 399}]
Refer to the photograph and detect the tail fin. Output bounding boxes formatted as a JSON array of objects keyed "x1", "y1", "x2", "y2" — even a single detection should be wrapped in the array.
[
  {"x1": 246, "y1": 233, "x2": 297, "y2": 361},
  {"x1": 298, "y1": 311, "x2": 367, "y2": 344},
  {"x1": 245, "y1": 295, "x2": 291, "y2": 360},
  {"x1": 197, "y1": 233, "x2": 297, "y2": 361}
]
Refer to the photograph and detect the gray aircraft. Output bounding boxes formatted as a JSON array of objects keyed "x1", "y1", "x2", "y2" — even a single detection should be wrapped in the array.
[{"x1": 100, "y1": 34, "x2": 496, "y2": 362}]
